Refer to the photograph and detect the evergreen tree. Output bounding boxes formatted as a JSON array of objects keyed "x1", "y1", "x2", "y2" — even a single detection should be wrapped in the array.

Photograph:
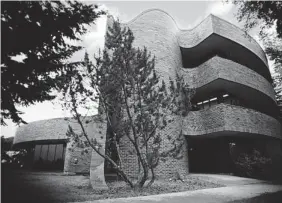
[
  {"x1": 61, "y1": 20, "x2": 195, "y2": 189},
  {"x1": 1, "y1": 1, "x2": 104, "y2": 125}
]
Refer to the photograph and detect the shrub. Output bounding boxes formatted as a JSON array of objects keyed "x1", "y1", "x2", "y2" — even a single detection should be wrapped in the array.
[{"x1": 233, "y1": 149, "x2": 273, "y2": 180}]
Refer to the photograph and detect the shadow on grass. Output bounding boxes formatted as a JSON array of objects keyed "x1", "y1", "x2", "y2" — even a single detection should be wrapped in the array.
[
  {"x1": 2, "y1": 166, "x2": 225, "y2": 203},
  {"x1": 1, "y1": 166, "x2": 94, "y2": 203}
]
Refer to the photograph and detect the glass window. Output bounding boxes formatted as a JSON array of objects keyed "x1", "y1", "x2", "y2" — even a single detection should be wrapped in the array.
[
  {"x1": 33, "y1": 143, "x2": 65, "y2": 171},
  {"x1": 40, "y1": 145, "x2": 49, "y2": 160},
  {"x1": 47, "y1": 145, "x2": 56, "y2": 162},
  {"x1": 54, "y1": 144, "x2": 64, "y2": 161},
  {"x1": 34, "y1": 145, "x2": 42, "y2": 161}
]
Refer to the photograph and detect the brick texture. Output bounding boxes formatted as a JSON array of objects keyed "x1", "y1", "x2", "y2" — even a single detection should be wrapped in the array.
[
  {"x1": 180, "y1": 56, "x2": 275, "y2": 101},
  {"x1": 109, "y1": 9, "x2": 281, "y2": 180},
  {"x1": 183, "y1": 103, "x2": 281, "y2": 139}
]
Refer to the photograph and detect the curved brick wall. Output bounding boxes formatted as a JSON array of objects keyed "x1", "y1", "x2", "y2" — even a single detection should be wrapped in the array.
[
  {"x1": 124, "y1": 9, "x2": 271, "y2": 81},
  {"x1": 178, "y1": 15, "x2": 271, "y2": 81},
  {"x1": 183, "y1": 103, "x2": 281, "y2": 139},
  {"x1": 14, "y1": 117, "x2": 101, "y2": 144},
  {"x1": 106, "y1": 9, "x2": 281, "y2": 179},
  {"x1": 180, "y1": 56, "x2": 275, "y2": 101},
  {"x1": 14, "y1": 116, "x2": 106, "y2": 174},
  {"x1": 14, "y1": 118, "x2": 74, "y2": 144},
  {"x1": 178, "y1": 15, "x2": 267, "y2": 66},
  {"x1": 101, "y1": 9, "x2": 280, "y2": 180},
  {"x1": 119, "y1": 10, "x2": 188, "y2": 178},
  {"x1": 124, "y1": 9, "x2": 181, "y2": 83}
]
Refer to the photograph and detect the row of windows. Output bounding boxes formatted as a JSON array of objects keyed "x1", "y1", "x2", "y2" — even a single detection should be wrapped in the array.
[
  {"x1": 33, "y1": 144, "x2": 66, "y2": 170},
  {"x1": 192, "y1": 94, "x2": 244, "y2": 110}
]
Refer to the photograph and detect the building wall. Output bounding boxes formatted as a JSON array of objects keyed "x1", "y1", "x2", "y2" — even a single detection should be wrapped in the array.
[
  {"x1": 105, "y1": 9, "x2": 281, "y2": 179},
  {"x1": 14, "y1": 9, "x2": 282, "y2": 180},
  {"x1": 118, "y1": 9, "x2": 189, "y2": 179},
  {"x1": 14, "y1": 116, "x2": 106, "y2": 174}
]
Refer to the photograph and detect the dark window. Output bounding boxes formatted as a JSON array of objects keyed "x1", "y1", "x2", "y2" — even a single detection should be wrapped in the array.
[
  {"x1": 40, "y1": 145, "x2": 49, "y2": 160},
  {"x1": 33, "y1": 143, "x2": 65, "y2": 171},
  {"x1": 47, "y1": 145, "x2": 56, "y2": 161},
  {"x1": 34, "y1": 145, "x2": 42, "y2": 162}
]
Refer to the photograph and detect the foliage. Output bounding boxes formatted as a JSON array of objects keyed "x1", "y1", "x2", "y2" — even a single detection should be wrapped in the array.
[
  {"x1": 234, "y1": 1, "x2": 282, "y2": 38},
  {"x1": 231, "y1": 146, "x2": 273, "y2": 180},
  {"x1": 61, "y1": 20, "x2": 195, "y2": 189},
  {"x1": 1, "y1": 136, "x2": 28, "y2": 169},
  {"x1": 232, "y1": 1, "x2": 282, "y2": 102},
  {"x1": 1, "y1": 136, "x2": 14, "y2": 152},
  {"x1": 1, "y1": 1, "x2": 105, "y2": 125}
]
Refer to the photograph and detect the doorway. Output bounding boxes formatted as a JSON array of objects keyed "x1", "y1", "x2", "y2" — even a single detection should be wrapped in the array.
[{"x1": 187, "y1": 136, "x2": 234, "y2": 173}]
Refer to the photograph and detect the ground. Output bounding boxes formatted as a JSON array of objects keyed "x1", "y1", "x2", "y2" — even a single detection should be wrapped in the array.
[
  {"x1": 2, "y1": 168, "x2": 282, "y2": 203},
  {"x1": 1, "y1": 168, "x2": 222, "y2": 203},
  {"x1": 229, "y1": 192, "x2": 282, "y2": 203}
]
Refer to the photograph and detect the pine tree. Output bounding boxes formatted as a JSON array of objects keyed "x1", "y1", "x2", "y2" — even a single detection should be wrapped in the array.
[
  {"x1": 62, "y1": 20, "x2": 195, "y2": 189},
  {"x1": 1, "y1": 1, "x2": 104, "y2": 125}
]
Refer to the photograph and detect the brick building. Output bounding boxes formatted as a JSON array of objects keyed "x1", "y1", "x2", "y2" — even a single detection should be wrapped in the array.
[{"x1": 14, "y1": 10, "x2": 281, "y2": 179}]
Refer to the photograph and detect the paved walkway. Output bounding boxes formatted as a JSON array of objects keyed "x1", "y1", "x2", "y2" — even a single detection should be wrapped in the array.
[
  {"x1": 87, "y1": 184, "x2": 282, "y2": 203},
  {"x1": 72, "y1": 174, "x2": 282, "y2": 203},
  {"x1": 189, "y1": 173, "x2": 267, "y2": 186}
]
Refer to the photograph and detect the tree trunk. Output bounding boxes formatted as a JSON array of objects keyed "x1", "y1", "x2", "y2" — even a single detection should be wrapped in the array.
[
  {"x1": 135, "y1": 157, "x2": 149, "y2": 188},
  {"x1": 146, "y1": 167, "x2": 155, "y2": 187}
]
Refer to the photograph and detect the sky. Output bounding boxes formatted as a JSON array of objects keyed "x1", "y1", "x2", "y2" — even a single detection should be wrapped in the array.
[{"x1": 1, "y1": 1, "x2": 274, "y2": 138}]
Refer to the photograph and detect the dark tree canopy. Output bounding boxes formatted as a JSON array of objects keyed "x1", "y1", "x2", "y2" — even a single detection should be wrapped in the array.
[
  {"x1": 1, "y1": 1, "x2": 104, "y2": 125},
  {"x1": 235, "y1": 1, "x2": 282, "y2": 38}
]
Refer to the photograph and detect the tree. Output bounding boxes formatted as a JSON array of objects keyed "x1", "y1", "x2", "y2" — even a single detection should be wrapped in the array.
[
  {"x1": 60, "y1": 20, "x2": 195, "y2": 189},
  {"x1": 232, "y1": 1, "x2": 282, "y2": 103},
  {"x1": 1, "y1": 1, "x2": 105, "y2": 125}
]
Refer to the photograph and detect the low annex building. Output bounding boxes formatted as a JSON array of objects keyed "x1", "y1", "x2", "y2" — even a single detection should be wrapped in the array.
[
  {"x1": 13, "y1": 116, "x2": 106, "y2": 174},
  {"x1": 14, "y1": 9, "x2": 282, "y2": 178}
]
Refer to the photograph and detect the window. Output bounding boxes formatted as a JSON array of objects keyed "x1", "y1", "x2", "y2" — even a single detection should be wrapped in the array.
[{"x1": 33, "y1": 143, "x2": 65, "y2": 171}]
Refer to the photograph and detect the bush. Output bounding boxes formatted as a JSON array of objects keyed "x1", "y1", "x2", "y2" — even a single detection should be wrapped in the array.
[
  {"x1": 233, "y1": 149, "x2": 273, "y2": 180},
  {"x1": 1, "y1": 150, "x2": 27, "y2": 169}
]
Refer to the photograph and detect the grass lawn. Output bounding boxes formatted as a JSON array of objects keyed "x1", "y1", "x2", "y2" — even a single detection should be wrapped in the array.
[{"x1": 1, "y1": 167, "x2": 223, "y2": 203}]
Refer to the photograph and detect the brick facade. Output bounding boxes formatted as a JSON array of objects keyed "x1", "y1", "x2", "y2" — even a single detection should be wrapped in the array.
[{"x1": 106, "y1": 9, "x2": 281, "y2": 179}]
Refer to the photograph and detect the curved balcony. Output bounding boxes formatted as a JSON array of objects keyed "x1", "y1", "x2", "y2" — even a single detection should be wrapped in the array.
[
  {"x1": 178, "y1": 15, "x2": 271, "y2": 81},
  {"x1": 121, "y1": 9, "x2": 271, "y2": 83},
  {"x1": 183, "y1": 103, "x2": 281, "y2": 139},
  {"x1": 180, "y1": 56, "x2": 277, "y2": 117}
]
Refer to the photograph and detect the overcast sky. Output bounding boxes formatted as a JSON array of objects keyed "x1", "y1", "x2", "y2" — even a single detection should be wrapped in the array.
[{"x1": 1, "y1": 1, "x2": 273, "y2": 138}]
